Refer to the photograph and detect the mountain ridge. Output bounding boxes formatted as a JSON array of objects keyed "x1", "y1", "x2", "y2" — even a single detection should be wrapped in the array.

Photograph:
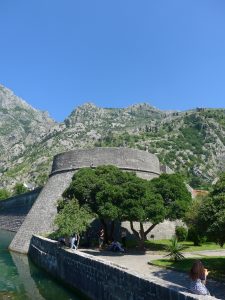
[{"x1": 0, "y1": 84, "x2": 224, "y2": 190}]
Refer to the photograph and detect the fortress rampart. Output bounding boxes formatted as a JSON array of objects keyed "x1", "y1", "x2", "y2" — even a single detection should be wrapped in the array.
[
  {"x1": 50, "y1": 147, "x2": 161, "y2": 179},
  {"x1": 0, "y1": 188, "x2": 41, "y2": 232},
  {"x1": 9, "y1": 148, "x2": 161, "y2": 253}
]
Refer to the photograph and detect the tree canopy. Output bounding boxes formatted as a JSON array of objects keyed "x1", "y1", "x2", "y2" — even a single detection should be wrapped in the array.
[
  {"x1": 63, "y1": 166, "x2": 192, "y2": 244},
  {"x1": 150, "y1": 174, "x2": 192, "y2": 220},
  {"x1": 63, "y1": 165, "x2": 141, "y2": 241},
  {"x1": 54, "y1": 198, "x2": 93, "y2": 237}
]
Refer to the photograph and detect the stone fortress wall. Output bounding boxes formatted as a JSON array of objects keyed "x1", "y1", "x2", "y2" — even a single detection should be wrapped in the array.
[
  {"x1": 0, "y1": 188, "x2": 41, "y2": 232},
  {"x1": 8, "y1": 147, "x2": 179, "y2": 253}
]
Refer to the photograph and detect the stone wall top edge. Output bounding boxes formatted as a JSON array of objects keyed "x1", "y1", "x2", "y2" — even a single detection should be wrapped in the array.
[
  {"x1": 51, "y1": 147, "x2": 160, "y2": 174},
  {"x1": 50, "y1": 167, "x2": 161, "y2": 177},
  {"x1": 53, "y1": 147, "x2": 159, "y2": 161}
]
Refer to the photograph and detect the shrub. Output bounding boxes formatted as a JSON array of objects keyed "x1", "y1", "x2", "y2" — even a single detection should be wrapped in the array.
[
  {"x1": 165, "y1": 237, "x2": 186, "y2": 261},
  {"x1": 0, "y1": 188, "x2": 11, "y2": 200},
  {"x1": 175, "y1": 226, "x2": 188, "y2": 241}
]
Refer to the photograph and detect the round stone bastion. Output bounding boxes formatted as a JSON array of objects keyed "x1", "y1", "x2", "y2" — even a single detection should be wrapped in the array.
[
  {"x1": 9, "y1": 147, "x2": 161, "y2": 254},
  {"x1": 50, "y1": 147, "x2": 161, "y2": 180}
]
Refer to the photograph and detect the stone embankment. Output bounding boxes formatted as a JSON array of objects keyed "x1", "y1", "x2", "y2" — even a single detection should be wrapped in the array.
[{"x1": 29, "y1": 235, "x2": 216, "y2": 300}]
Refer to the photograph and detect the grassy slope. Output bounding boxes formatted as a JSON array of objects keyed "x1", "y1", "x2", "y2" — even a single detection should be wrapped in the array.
[{"x1": 145, "y1": 239, "x2": 223, "y2": 252}]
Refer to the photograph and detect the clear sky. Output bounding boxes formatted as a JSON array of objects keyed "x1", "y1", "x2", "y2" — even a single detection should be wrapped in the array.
[{"x1": 0, "y1": 0, "x2": 225, "y2": 121}]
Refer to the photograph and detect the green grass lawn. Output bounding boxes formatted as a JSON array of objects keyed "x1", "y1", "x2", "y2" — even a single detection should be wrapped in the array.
[
  {"x1": 150, "y1": 257, "x2": 225, "y2": 282},
  {"x1": 145, "y1": 239, "x2": 223, "y2": 252}
]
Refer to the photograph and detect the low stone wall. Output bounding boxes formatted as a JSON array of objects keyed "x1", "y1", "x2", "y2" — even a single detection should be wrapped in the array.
[
  {"x1": 29, "y1": 235, "x2": 212, "y2": 300},
  {"x1": 0, "y1": 188, "x2": 41, "y2": 232}
]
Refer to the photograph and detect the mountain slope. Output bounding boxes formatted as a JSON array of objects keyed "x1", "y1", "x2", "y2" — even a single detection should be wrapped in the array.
[
  {"x1": 0, "y1": 85, "x2": 224, "y2": 190},
  {"x1": 96, "y1": 109, "x2": 225, "y2": 187},
  {"x1": 0, "y1": 85, "x2": 56, "y2": 157}
]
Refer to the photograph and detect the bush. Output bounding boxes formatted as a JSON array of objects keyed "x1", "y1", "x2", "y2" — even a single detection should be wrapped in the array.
[
  {"x1": 0, "y1": 188, "x2": 11, "y2": 200},
  {"x1": 175, "y1": 226, "x2": 188, "y2": 241}
]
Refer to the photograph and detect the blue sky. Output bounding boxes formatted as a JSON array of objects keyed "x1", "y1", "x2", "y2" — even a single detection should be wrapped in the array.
[{"x1": 0, "y1": 0, "x2": 225, "y2": 121}]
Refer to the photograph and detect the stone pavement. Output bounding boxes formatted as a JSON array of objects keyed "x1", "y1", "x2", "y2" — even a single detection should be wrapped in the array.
[{"x1": 80, "y1": 248, "x2": 225, "y2": 300}]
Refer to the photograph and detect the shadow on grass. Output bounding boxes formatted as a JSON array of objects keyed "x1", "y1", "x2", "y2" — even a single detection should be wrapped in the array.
[{"x1": 144, "y1": 241, "x2": 167, "y2": 251}]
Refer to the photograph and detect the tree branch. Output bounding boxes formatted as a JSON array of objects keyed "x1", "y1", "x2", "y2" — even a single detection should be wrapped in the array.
[{"x1": 144, "y1": 223, "x2": 157, "y2": 236}]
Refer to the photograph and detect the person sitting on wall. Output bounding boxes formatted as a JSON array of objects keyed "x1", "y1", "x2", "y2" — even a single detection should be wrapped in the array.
[{"x1": 189, "y1": 260, "x2": 210, "y2": 295}]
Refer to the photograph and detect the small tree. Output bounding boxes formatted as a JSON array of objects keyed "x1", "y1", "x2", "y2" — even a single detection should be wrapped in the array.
[
  {"x1": 54, "y1": 198, "x2": 93, "y2": 237},
  {"x1": 175, "y1": 226, "x2": 188, "y2": 241}
]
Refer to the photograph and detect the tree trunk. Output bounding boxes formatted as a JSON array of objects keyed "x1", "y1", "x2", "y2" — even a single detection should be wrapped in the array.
[
  {"x1": 143, "y1": 223, "x2": 157, "y2": 240},
  {"x1": 129, "y1": 221, "x2": 158, "y2": 250},
  {"x1": 139, "y1": 222, "x2": 146, "y2": 249},
  {"x1": 130, "y1": 221, "x2": 140, "y2": 240},
  {"x1": 109, "y1": 220, "x2": 115, "y2": 241}
]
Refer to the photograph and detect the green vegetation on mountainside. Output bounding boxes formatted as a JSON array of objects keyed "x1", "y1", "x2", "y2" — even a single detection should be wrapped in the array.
[
  {"x1": 95, "y1": 110, "x2": 225, "y2": 189},
  {"x1": 0, "y1": 85, "x2": 224, "y2": 191}
]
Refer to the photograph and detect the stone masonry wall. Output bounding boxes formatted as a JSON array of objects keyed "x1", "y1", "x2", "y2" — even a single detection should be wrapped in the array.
[
  {"x1": 9, "y1": 172, "x2": 74, "y2": 253},
  {"x1": 29, "y1": 235, "x2": 213, "y2": 300},
  {"x1": 51, "y1": 147, "x2": 161, "y2": 179},
  {"x1": 0, "y1": 188, "x2": 41, "y2": 232}
]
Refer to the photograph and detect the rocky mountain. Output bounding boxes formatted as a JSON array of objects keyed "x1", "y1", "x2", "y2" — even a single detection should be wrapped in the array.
[
  {"x1": 0, "y1": 84, "x2": 56, "y2": 165},
  {"x1": 0, "y1": 84, "x2": 224, "y2": 190}
]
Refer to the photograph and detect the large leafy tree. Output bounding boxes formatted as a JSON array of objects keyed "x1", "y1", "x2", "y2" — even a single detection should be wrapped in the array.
[
  {"x1": 63, "y1": 166, "x2": 192, "y2": 245},
  {"x1": 195, "y1": 173, "x2": 225, "y2": 247}
]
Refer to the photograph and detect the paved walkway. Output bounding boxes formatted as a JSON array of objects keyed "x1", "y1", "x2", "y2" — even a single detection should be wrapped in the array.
[{"x1": 80, "y1": 248, "x2": 225, "y2": 300}]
